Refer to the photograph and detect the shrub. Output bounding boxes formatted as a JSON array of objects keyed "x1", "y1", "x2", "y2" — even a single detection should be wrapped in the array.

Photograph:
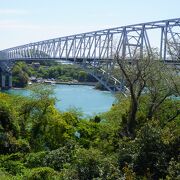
[
  {"x1": 166, "y1": 158, "x2": 180, "y2": 180},
  {"x1": 0, "y1": 168, "x2": 13, "y2": 180},
  {"x1": 0, "y1": 160, "x2": 26, "y2": 175},
  {"x1": 24, "y1": 151, "x2": 47, "y2": 168},
  {"x1": 22, "y1": 167, "x2": 60, "y2": 180},
  {"x1": 135, "y1": 122, "x2": 169, "y2": 179},
  {"x1": 43, "y1": 143, "x2": 74, "y2": 171},
  {"x1": 64, "y1": 147, "x2": 121, "y2": 180}
]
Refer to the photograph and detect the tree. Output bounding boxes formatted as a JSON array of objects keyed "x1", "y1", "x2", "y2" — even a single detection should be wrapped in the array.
[
  {"x1": 145, "y1": 62, "x2": 179, "y2": 120},
  {"x1": 167, "y1": 39, "x2": 180, "y2": 61},
  {"x1": 115, "y1": 54, "x2": 180, "y2": 137},
  {"x1": 12, "y1": 62, "x2": 32, "y2": 88}
]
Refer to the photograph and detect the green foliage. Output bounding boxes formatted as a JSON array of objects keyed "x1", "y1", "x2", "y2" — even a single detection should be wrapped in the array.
[
  {"x1": 0, "y1": 96, "x2": 19, "y2": 136},
  {"x1": 75, "y1": 120, "x2": 101, "y2": 148},
  {"x1": 166, "y1": 158, "x2": 180, "y2": 180},
  {"x1": 73, "y1": 147, "x2": 107, "y2": 179},
  {"x1": 0, "y1": 93, "x2": 32, "y2": 154},
  {"x1": 101, "y1": 95, "x2": 179, "y2": 179},
  {"x1": 5, "y1": 138, "x2": 30, "y2": 154},
  {"x1": 135, "y1": 122, "x2": 168, "y2": 178},
  {"x1": 102, "y1": 97, "x2": 129, "y2": 127},
  {"x1": 61, "y1": 111, "x2": 80, "y2": 126},
  {"x1": 12, "y1": 62, "x2": 29, "y2": 87},
  {"x1": 0, "y1": 62, "x2": 179, "y2": 180},
  {"x1": 122, "y1": 164, "x2": 136, "y2": 180},
  {"x1": 117, "y1": 138, "x2": 138, "y2": 169},
  {"x1": 0, "y1": 159, "x2": 26, "y2": 175},
  {"x1": 0, "y1": 168, "x2": 13, "y2": 180},
  {"x1": 78, "y1": 71, "x2": 87, "y2": 82},
  {"x1": 12, "y1": 62, "x2": 97, "y2": 88},
  {"x1": 60, "y1": 147, "x2": 121, "y2": 180},
  {"x1": 43, "y1": 142, "x2": 75, "y2": 171},
  {"x1": 138, "y1": 96, "x2": 180, "y2": 125},
  {"x1": 22, "y1": 167, "x2": 60, "y2": 180},
  {"x1": 24, "y1": 151, "x2": 47, "y2": 168},
  {"x1": 155, "y1": 98, "x2": 180, "y2": 124}
]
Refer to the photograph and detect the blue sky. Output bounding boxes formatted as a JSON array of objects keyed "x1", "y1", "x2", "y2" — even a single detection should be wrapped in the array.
[{"x1": 0, "y1": 0, "x2": 180, "y2": 49}]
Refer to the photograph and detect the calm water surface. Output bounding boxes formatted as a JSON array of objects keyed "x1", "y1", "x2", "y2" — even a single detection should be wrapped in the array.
[{"x1": 5, "y1": 85, "x2": 115, "y2": 117}]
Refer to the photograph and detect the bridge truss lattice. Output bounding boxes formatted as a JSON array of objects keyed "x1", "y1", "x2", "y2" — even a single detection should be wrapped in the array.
[{"x1": 0, "y1": 18, "x2": 180, "y2": 92}]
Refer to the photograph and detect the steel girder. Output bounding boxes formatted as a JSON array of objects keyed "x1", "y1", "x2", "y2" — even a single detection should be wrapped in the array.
[{"x1": 0, "y1": 18, "x2": 180, "y2": 92}]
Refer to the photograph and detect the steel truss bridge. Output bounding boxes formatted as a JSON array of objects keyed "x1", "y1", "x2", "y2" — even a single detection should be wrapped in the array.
[{"x1": 0, "y1": 18, "x2": 180, "y2": 92}]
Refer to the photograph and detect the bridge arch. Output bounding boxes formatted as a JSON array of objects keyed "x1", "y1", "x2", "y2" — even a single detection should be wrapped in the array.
[{"x1": 0, "y1": 18, "x2": 180, "y2": 92}]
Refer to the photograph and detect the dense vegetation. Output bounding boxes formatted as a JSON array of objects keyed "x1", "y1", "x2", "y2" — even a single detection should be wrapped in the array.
[
  {"x1": 12, "y1": 62, "x2": 97, "y2": 88},
  {"x1": 0, "y1": 92, "x2": 179, "y2": 179},
  {"x1": 0, "y1": 58, "x2": 179, "y2": 179}
]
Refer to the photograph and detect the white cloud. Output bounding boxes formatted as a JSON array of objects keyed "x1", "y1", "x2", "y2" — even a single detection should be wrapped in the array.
[
  {"x1": 0, "y1": 9, "x2": 28, "y2": 15},
  {"x1": 0, "y1": 20, "x2": 40, "y2": 29}
]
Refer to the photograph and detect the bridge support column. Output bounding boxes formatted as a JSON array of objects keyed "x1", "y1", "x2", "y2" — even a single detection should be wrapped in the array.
[
  {"x1": 1, "y1": 73, "x2": 13, "y2": 90},
  {"x1": 1, "y1": 73, "x2": 6, "y2": 90}
]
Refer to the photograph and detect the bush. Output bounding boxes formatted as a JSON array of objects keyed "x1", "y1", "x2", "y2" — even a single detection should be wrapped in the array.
[
  {"x1": 43, "y1": 143, "x2": 75, "y2": 171},
  {"x1": 62, "y1": 147, "x2": 121, "y2": 180},
  {"x1": 134, "y1": 122, "x2": 169, "y2": 179},
  {"x1": 22, "y1": 167, "x2": 60, "y2": 180},
  {"x1": 0, "y1": 160, "x2": 26, "y2": 175},
  {"x1": 24, "y1": 151, "x2": 47, "y2": 168},
  {"x1": 0, "y1": 153, "x2": 26, "y2": 176},
  {"x1": 0, "y1": 168, "x2": 13, "y2": 180},
  {"x1": 9, "y1": 139, "x2": 30, "y2": 154},
  {"x1": 117, "y1": 138, "x2": 138, "y2": 169},
  {"x1": 0, "y1": 133, "x2": 30, "y2": 154},
  {"x1": 166, "y1": 158, "x2": 180, "y2": 180}
]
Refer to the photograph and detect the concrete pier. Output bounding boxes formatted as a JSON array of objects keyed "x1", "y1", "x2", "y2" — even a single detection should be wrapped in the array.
[
  {"x1": 1, "y1": 74, "x2": 6, "y2": 89},
  {"x1": 1, "y1": 73, "x2": 13, "y2": 90}
]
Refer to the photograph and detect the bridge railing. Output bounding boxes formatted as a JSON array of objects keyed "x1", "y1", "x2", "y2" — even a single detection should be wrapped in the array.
[
  {"x1": 0, "y1": 18, "x2": 180, "y2": 93},
  {"x1": 0, "y1": 18, "x2": 180, "y2": 64}
]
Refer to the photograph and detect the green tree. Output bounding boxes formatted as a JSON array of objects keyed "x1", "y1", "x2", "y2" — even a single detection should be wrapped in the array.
[{"x1": 115, "y1": 54, "x2": 179, "y2": 137}]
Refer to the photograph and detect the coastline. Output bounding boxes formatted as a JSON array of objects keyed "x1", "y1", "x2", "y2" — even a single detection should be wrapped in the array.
[
  {"x1": 55, "y1": 81, "x2": 97, "y2": 86},
  {"x1": 5, "y1": 81, "x2": 97, "y2": 90}
]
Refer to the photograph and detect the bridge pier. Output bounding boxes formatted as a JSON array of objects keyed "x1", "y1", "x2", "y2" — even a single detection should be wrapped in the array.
[
  {"x1": 0, "y1": 72, "x2": 12, "y2": 90},
  {"x1": 1, "y1": 74, "x2": 6, "y2": 89}
]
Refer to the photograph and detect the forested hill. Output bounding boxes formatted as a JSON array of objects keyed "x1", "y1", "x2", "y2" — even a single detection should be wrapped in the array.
[{"x1": 11, "y1": 61, "x2": 97, "y2": 88}]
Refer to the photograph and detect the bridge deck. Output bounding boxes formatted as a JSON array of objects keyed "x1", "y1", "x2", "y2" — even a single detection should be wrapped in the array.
[{"x1": 0, "y1": 18, "x2": 180, "y2": 92}]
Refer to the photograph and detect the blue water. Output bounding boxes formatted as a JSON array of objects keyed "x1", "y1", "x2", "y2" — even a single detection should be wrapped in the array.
[{"x1": 5, "y1": 85, "x2": 115, "y2": 117}]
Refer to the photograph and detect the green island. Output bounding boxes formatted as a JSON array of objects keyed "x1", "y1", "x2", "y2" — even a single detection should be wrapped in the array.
[
  {"x1": 0, "y1": 58, "x2": 179, "y2": 180},
  {"x1": 11, "y1": 61, "x2": 99, "y2": 89}
]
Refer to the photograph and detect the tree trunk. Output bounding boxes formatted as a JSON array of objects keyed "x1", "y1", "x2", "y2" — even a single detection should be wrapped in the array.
[
  {"x1": 127, "y1": 98, "x2": 138, "y2": 138},
  {"x1": 147, "y1": 105, "x2": 154, "y2": 120}
]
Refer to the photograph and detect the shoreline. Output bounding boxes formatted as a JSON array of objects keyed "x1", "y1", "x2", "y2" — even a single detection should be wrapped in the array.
[
  {"x1": 55, "y1": 81, "x2": 97, "y2": 86},
  {"x1": 0, "y1": 81, "x2": 97, "y2": 90}
]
